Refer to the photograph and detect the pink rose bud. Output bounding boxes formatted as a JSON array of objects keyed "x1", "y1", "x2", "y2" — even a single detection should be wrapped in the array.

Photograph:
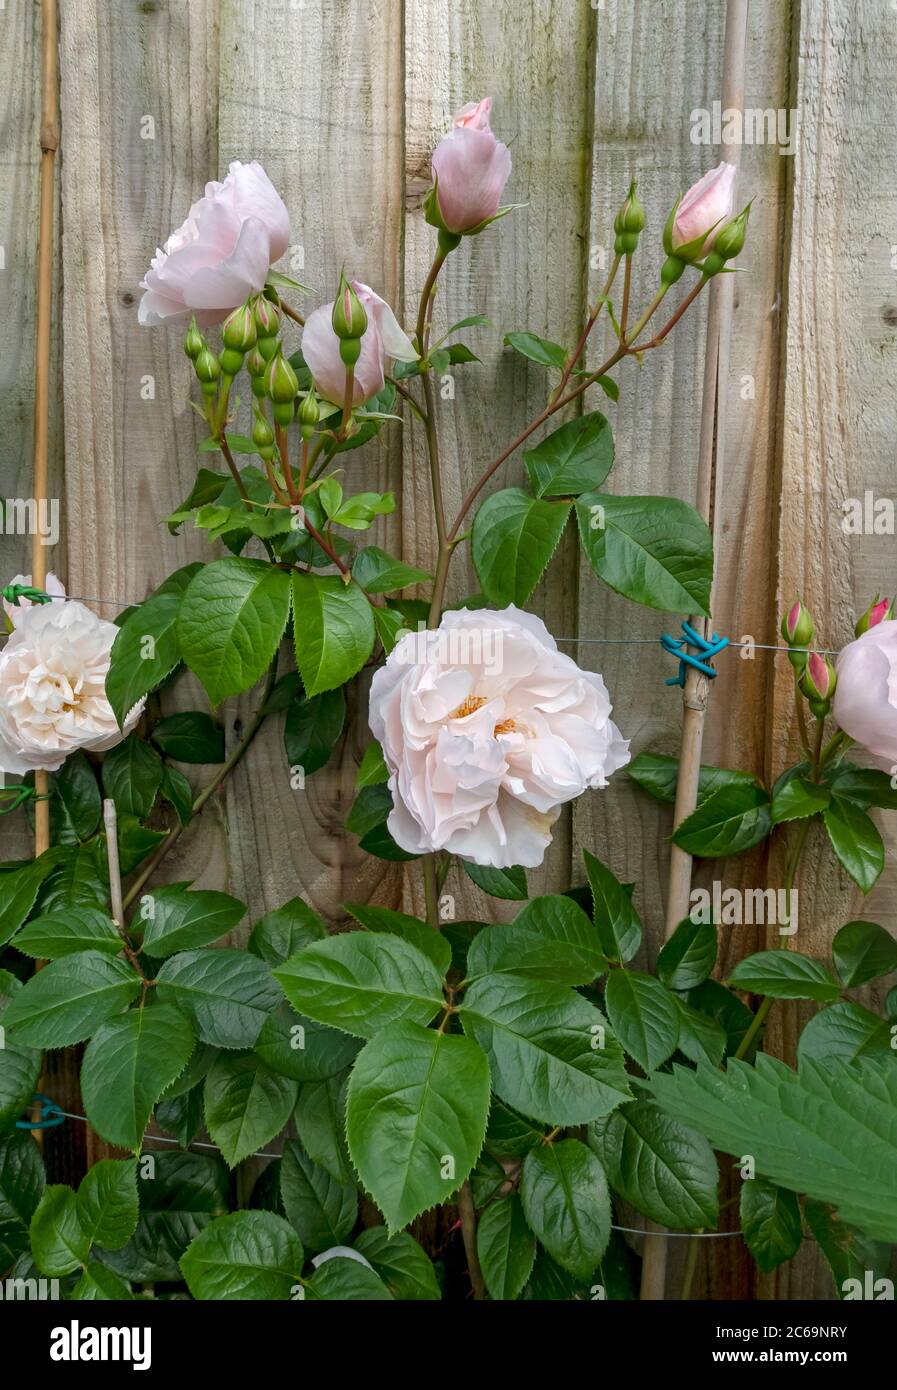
[
  {"x1": 301, "y1": 281, "x2": 417, "y2": 406},
  {"x1": 670, "y1": 162, "x2": 737, "y2": 258},
  {"x1": 834, "y1": 621, "x2": 897, "y2": 770},
  {"x1": 800, "y1": 652, "x2": 837, "y2": 715},
  {"x1": 855, "y1": 595, "x2": 894, "y2": 637},
  {"x1": 430, "y1": 98, "x2": 512, "y2": 236},
  {"x1": 138, "y1": 161, "x2": 290, "y2": 327},
  {"x1": 781, "y1": 598, "x2": 814, "y2": 646}
]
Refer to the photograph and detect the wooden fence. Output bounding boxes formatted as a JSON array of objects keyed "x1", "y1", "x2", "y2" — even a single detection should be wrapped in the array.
[{"x1": 2, "y1": 0, "x2": 895, "y2": 1298}]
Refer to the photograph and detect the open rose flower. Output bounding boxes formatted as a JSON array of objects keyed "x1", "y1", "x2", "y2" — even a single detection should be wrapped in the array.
[
  {"x1": 3, "y1": 572, "x2": 66, "y2": 629},
  {"x1": 833, "y1": 620, "x2": 897, "y2": 772},
  {"x1": 138, "y1": 160, "x2": 290, "y2": 327},
  {"x1": 672, "y1": 161, "x2": 736, "y2": 255},
  {"x1": 0, "y1": 600, "x2": 144, "y2": 774},
  {"x1": 301, "y1": 281, "x2": 417, "y2": 405},
  {"x1": 431, "y1": 97, "x2": 512, "y2": 235},
  {"x1": 368, "y1": 606, "x2": 629, "y2": 868}
]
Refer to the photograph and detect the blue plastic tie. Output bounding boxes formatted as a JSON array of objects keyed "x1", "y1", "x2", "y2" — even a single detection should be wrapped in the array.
[
  {"x1": 16, "y1": 1093, "x2": 66, "y2": 1131},
  {"x1": 660, "y1": 620, "x2": 729, "y2": 687}
]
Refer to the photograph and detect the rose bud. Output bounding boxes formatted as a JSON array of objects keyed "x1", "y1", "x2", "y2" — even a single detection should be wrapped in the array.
[
  {"x1": 194, "y1": 346, "x2": 221, "y2": 397},
  {"x1": 253, "y1": 294, "x2": 281, "y2": 339},
  {"x1": 368, "y1": 605, "x2": 629, "y2": 868},
  {"x1": 302, "y1": 281, "x2": 417, "y2": 406},
  {"x1": 670, "y1": 162, "x2": 737, "y2": 259},
  {"x1": 702, "y1": 203, "x2": 751, "y2": 278},
  {"x1": 246, "y1": 344, "x2": 268, "y2": 397},
  {"x1": 298, "y1": 389, "x2": 320, "y2": 440},
  {"x1": 427, "y1": 97, "x2": 512, "y2": 242},
  {"x1": 614, "y1": 181, "x2": 646, "y2": 256},
  {"x1": 833, "y1": 621, "x2": 897, "y2": 770},
  {"x1": 251, "y1": 404, "x2": 276, "y2": 461},
  {"x1": 855, "y1": 595, "x2": 894, "y2": 637},
  {"x1": 138, "y1": 161, "x2": 290, "y2": 327},
  {"x1": 183, "y1": 317, "x2": 204, "y2": 361},
  {"x1": 800, "y1": 652, "x2": 837, "y2": 716},
  {"x1": 263, "y1": 348, "x2": 299, "y2": 425}
]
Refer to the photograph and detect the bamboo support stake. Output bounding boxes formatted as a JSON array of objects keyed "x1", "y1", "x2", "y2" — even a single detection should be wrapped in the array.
[
  {"x1": 639, "y1": 0, "x2": 749, "y2": 1301},
  {"x1": 31, "y1": 0, "x2": 60, "y2": 860}
]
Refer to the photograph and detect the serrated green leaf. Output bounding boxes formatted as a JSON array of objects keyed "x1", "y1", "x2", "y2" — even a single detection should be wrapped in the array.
[
  {"x1": 823, "y1": 795, "x2": 884, "y2": 893},
  {"x1": 582, "y1": 849, "x2": 642, "y2": 963},
  {"x1": 576, "y1": 492, "x2": 713, "y2": 616},
  {"x1": 673, "y1": 996, "x2": 727, "y2": 1068},
  {"x1": 72, "y1": 1261, "x2": 134, "y2": 1300},
  {"x1": 524, "y1": 413, "x2": 613, "y2": 499},
  {"x1": 152, "y1": 711, "x2": 225, "y2": 763},
  {"x1": 345, "y1": 903, "x2": 451, "y2": 974},
  {"x1": 77, "y1": 1159, "x2": 139, "y2": 1251},
  {"x1": 97, "y1": 1150, "x2": 228, "y2": 1283},
  {"x1": 461, "y1": 860, "x2": 528, "y2": 901},
  {"x1": 626, "y1": 751, "x2": 758, "y2": 806},
  {"x1": 477, "y1": 1192, "x2": 536, "y2": 1300},
  {"x1": 248, "y1": 897, "x2": 327, "y2": 965},
  {"x1": 797, "y1": 1001, "x2": 893, "y2": 1064},
  {"x1": 740, "y1": 1177, "x2": 802, "y2": 1274},
  {"x1": 178, "y1": 558, "x2": 291, "y2": 705},
  {"x1": 605, "y1": 970, "x2": 680, "y2": 1072},
  {"x1": 155, "y1": 949, "x2": 280, "y2": 1049},
  {"x1": 280, "y1": 1139, "x2": 357, "y2": 1253},
  {"x1": 352, "y1": 1227, "x2": 441, "y2": 1300},
  {"x1": 204, "y1": 1052, "x2": 298, "y2": 1167},
  {"x1": 804, "y1": 1200, "x2": 892, "y2": 1300},
  {"x1": 520, "y1": 1139, "x2": 610, "y2": 1280},
  {"x1": 284, "y1": 686, "x2": 345, "y2": 777},
  {"x1": 49, "y1": 753, "x2": 102, "y2": 843},
  {"x1": 832, "y1": 920, "x2": 897, "y2": 987},
  {"x1": 303, "y1": 1254, "x2": 393, "y2": 1299},
  {"x1": 4, "y1": 952, "x2": 141, "y2": 1049},
  {"x1": 12, "y1": 905, "x2": 121, "y2": 959},
  {"x1": 254, "y1": 1002, "x2": 360, "y2": 1082},
  {"x1": 81, "y1": 1004, "x2": 196, "y2": 1150},
  {"x1": 352, "y1": 546, "x2": 430, "y2": 594},
  {"x1": 466, "y1": 895, "x2": 607, "y2": 985},
  {"x1": 0, "y1": 974, "x2": 41, "y2": 1127},
  {"x1": 0, "y1": 851, "x2": 69, "y2": 947},
  {"x1": 30, "y1": 1185, "x2": 89, "y2": 1276},
  {"x1": 106, "y1": 586, "x2": 185, "y2": 729},
  {"x1": 589, "y1": 1100, "x2": 718, "y2": 1230},
  {"x1": 770, "y1": 772, "x2": 830, "y2": 825},
  {"x1": 503, "y1": 331, "x2": 568, "y2": 370},
  {"x1": 346, "y1": 1021, "x2": 491, "y2": 1233},
  {"x1": 356, "y1": 741, "x2": 388, "y2": 789},
  {"x1": 291, "y1": 572, "x2": 375, "y2": 697},
  {"x1": 0, "y1": 1133, "x2": 45, "y2": 1269},
  {"x1": 139, "y1": 885, "x2": 246, "y2": 958},
  {"x1": 180, "y1": 1210, "x2": 304, "y2": 1300},
  {"x1": 728, "y1": 950, "x2": 841, "y2": 1003},
  {"x1": 472, "y1": 488, "x2": 570, "y2": 606},
  {"x1": 102, "y1": 735, "x2": 164, "y2": 821},
  {"x1": 657, "y1": 917, "x2": 717, "y2": 991},
  {"x1": 671, "y1": 782, "x2": 772, "y2": 858},
  {"x1": 294, "y1": 1074, "x2": 352, "y2": 1182}
]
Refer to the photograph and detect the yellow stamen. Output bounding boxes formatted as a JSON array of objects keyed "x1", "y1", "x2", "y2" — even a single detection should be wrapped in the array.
[{"x1": 450, "y1": 695, "x2": 487, "y2": 720}]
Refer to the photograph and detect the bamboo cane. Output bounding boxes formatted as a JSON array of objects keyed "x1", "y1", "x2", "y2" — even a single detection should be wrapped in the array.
[
  {"x1": 31, "y1": 0, "x2": 59, "y2": 861},
  {"x1": 638, "y1": 0, "x2": 749, "y2": 1301}
]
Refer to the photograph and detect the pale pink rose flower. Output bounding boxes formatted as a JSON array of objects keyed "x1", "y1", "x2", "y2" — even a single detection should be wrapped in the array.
[
  {"x1": 138, "y1": 161, "x2": 290, "y2": 327},
  {"x1": 3, "y1": 572, "x2": 66, "y2": 629},
  {"x1": 368, "y1": 606, "x2": 630, "y2": 869},
  {"x1": 672, "y1": 162, "x2": 736, "y2": 254},
  {"x1": 301, "y1": 281, "x2": 417, "y2": 405},
  {"x1": 833, "y1": 620, "x2": 897, "y2": 773},
  {"x1": 431, "y1": 97, "x2": 512, "y2": 234},
  {"x1": 0, "y1": 601, "x2": 144, "y2": 774}
]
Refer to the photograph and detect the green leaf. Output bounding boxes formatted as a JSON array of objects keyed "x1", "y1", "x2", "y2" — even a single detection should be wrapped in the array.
[
  {"x1": 178, "y1": 558, "x2": 291, "y2": 705},
  {"x1": 81, "y1": 1004, "x2": 196, "y2": 1150},
  {"x1": 673, "y1": 996, "x2": 727, "y2": 1067},
  {"x1": 101, "y1": 734, "x2": 164, "y2": 820},
  {"x1": 604, "y1": 970, "x2": 680, "y2": 1072},
  {"x1": 152, "y1": 711, "x2": 225, "y2": 763},
  {"x1": 0, "y1": 1133, "x2": 45, "y2": 1268},
  {"x1": 797, "y1": 1001, "x2": 893, "y2": 1065},
  {"x1": 13, "y1": 905, "x2": 122, "y2": 959},
  {"x1": 255, "y1": 1003, "x2": 361, "y2": 1083},
  {"x1": 303, "y1": 1255, "x2": 393, "y2": 1299},
  {"x1": 248, "y1": 897, "x2": 327, "y2": 966},
  {"x1": 106, "y1": 585, "x2": 186, "y2": 728},
  {"x1": 356, "y1": 741, "x2": 388, "y2": 789},
  {"x1": 460, "y1": 975, "x2": 631, "y2": 1125},
  {"x1": 0, "y1": 975, "x2": 41, "y2": 1127},
  {"x1": 503, "y1": 331, "x2": 568, "y2": 370},
  {"x1": 372, "y1": 603, "x2": 407, "y2": 655},
  {"x1": 582, "y1": 849, "x2": 642, "y2": 962},
  {"x1": 155, "y1": 949, "x2": 281, "y2": 1049},
  {"x1": 472, "y1": 488, "x2": 570, "y2": 606},
  {"x1": 98, "y1": 1151, "x2": 228, "y2": 1283},
  {"x1": 627, "y1": 751, "x2": 759, "y2": 806},
  {"x1": 294, "y1": 1074, "x2": 353, "y2": 1182},
  {"x1": 0, "y1": 851, "x2": 69, "y2": 947},
  {"x1": 740, "y1": 1178, "x2": 802, "y2": 1274},
  {"x1": 576, "y1": 492, "x2": 713, "y2": 616},
  {"x1": 524, "y1": 413, "x2": 614, "y2": 499},
  {"x1": 280, "y1": 1138, "x2": 357, "y2": 1253},
  {"x1": 646, "y1": 1057, "x2": 897, "y2": 1242},
  {"x1": 832, "y1": 920, "x2": 897, "y2": 987},
  {"x1": 49, "y1": 753, "x2": 102, "y2": 843},
  {"x1": 292, "y1": 572, "x2": 375, "y2": 697},
  {"x1": 352, "y1": 1227, "x2": 441, "y2": 1300},
  {"x1": 521, "y1": 1140, "x2": 610, "y2": 1283},
  {"x1": 180, "y1": 1210, "x2": 304, "y2": 1300},
  {"x1": 485, "y1": 1099, "x2": 545, "y2": 1158},
  {"x1": 824, "y1": 763, "x2": 897, "y2": 810},
  {"x1": 770, "y1": 772, "x2": 830, "y2": 825},
  {"x1": 77, "y1": 1159, "x2": 139, "y2": 1250},
  {"x1": 73, "y1": 1261, "x2": 134, "y2": 1300},
  {"x1": 345, "y1": 782, "x2": 392, "y2": 838},
  {"x1": 466, "y1": 895, "x2": 607, "y2": 985},
  {"x1": 159, "y1": 764, "x2": 194, "y2": 825},
  {"x1": 345, "y1": 903, "x2": 452, "y2": 974},
  {"x1": 204, "y1": 1052, "x2": 298, "y2": 1167},
  {"x1": 686, "y1": 980, "x2": 756, "y2": 1060},
  {"x1": 589, "y1": 1100, "x2": 719, "y2": 1229},
  {"x1": 671, "y1": 783, "x2": 772, "y2": 858},
  {"x1": 284, "y1": 686, "x2": 345, "y2": 777},
  {"x1": 352, "y1": 546, "x2": 430, "y2": 594},
  {"x1": 657, "y1": 917, "x2": 717, "y2": 991},
  {"x1": 477, "y1": 1192, "x2": 536, "y2": 1300},
  {"x1": 167, "y1": 470, "x2": 228, "y2": 530},
  {"x1": 461, "y1": 860, "x2": 528, "y2": 901},
  {"x1": 3, "y1": 952, "x2": 141, "y2": 1048},
  {"x1": 823, "y1": 795, "x2": 884, "y2": 892},
  {"x1": 117, "y1": 816, "x2": 166, "y2": 875},
  {"x1": 30, "y1": 1186, "x2": 90, "y2": 1276},
  {"x1": 804, "y1": 1200, "x2": 892, "y2": 1300},
  {"x1": 274, "y1": 933, "x2": 444, "y2": 1040},
  {"x1": 728, "y1": 950, "x2": 842, "y2": 1003},
  {"x1": 346, "y1": 1021, "x2": 491, "y2": 1233},
  {"x1": 139, "y1": 885, "x2": 246, "y2": 959}
]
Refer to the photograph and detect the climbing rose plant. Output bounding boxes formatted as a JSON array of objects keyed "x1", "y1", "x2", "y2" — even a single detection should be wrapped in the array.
[{"x1": 1, "y1": 100, "x2": 896, "y2": 1304}]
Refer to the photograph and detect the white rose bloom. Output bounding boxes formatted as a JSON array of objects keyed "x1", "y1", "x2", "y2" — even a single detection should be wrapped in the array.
[
  {"x1": 368, "y1": 605, "x2": 630, "y2": 869},
  {"x1": 0, "y1": 600, "x2": 144, "y2": 774},
  {"x1": 3, "y1": 572, "x2": 66, "y2": 628}
]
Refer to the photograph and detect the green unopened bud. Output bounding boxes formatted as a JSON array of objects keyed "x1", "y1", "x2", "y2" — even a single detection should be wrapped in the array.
[
  {"x1": 614, "y1": 181, "x2": 646, "y2": 239},
  {"x1": 339, "y1": 336, "x2": 362, "y2": 368},
  {"x1": 253, "y1": 295, "x2": 281, "y2": 339},
  {"x1": 257, "y1": 336, "x2": 279, "y2": 364},
  {"x1": 298, "y1": 390, "x2": 319, "y2": 440},
  {"x1": 855, "y1": 595, "x2": 895, "y2": 637},
  {"x1": 660, "y1": 254, "x2": 686, "y2": 287},
  {"x1": 218, "y1": 348, "x2": 244, "y2": 377},
  {"x1": 331, "y1": 273, "x2": 368, "y2": 341},
  {"x1": 252, "y1": 407, "x2": 276, "y2": 460},
  {"x1": 222, "y1": 302, "x2": 258, "y2": 354},
  {"x1": 184, "y1": 317, "x2": 204, "y2": 361},
  {"x1": 714, "y1": 203, "x2": 751, "y2": 261},
  {"x1": 264, "y1": 348, "x2": 299, "y2": 405},
  {"x1": 246, "y1": 346, "x2": 268, "y2": 397},
  {"x1": 194, "y1": 347, "x2": 221, "y2": 396}
]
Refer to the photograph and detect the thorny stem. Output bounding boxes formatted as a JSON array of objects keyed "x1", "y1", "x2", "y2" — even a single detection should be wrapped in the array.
[
  {"x1": 339, "y1": 365, "x2": 355, "y2": 438},
  {"x1": 121, "y1": 659, "x2": 279, "y2": 913},
  {"x1": 219, "y1": 434, "x2": 252, "y2": 509},
  {"x1": 275, "y1": 423, "x2": 299, "y2": 501},
  {"x1": 619, "y1": 254, "x2": 633, "y2": 340},
  {"x1": 794, "y1": 677, "x2": 811, "y2": 758}
]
